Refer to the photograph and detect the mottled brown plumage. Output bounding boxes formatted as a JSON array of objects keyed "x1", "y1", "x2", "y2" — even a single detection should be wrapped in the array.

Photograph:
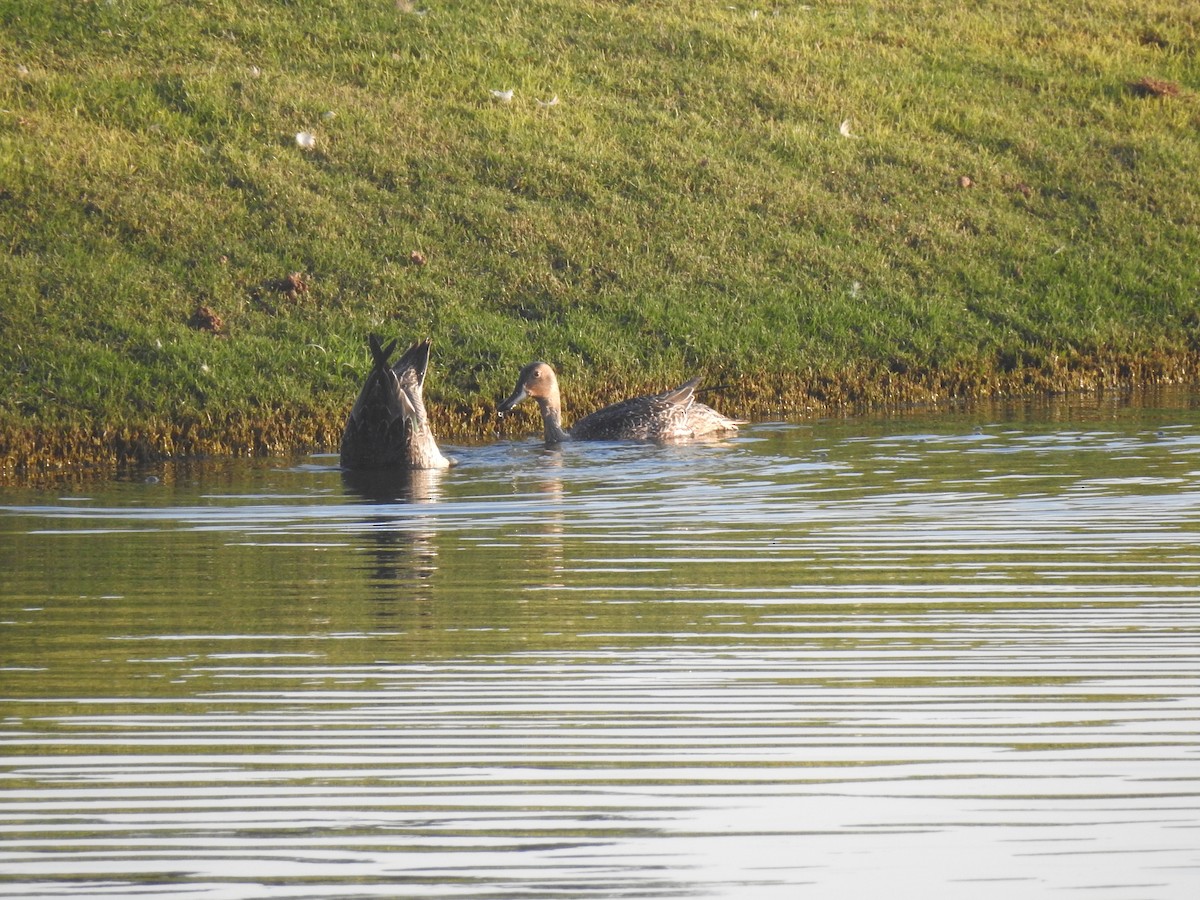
[
  {"x1": 498, "y1": 361, "x2": 743, "y2": 445},
  {"x1": 340, "y1": 336, "x2": 451, "y2": 470}
]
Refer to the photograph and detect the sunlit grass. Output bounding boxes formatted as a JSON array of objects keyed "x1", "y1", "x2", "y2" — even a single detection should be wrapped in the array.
[{"x1": 1, "y1": 0, "x2": 1197, "y2": 467}]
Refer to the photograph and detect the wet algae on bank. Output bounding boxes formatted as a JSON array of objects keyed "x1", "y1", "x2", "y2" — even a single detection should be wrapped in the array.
[{"x1": 3, "y1": 348, "x2": 1198, "y2": 479}]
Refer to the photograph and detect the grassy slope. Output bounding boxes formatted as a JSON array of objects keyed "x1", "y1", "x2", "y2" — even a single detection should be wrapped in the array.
[{"x1": 1, "y1": 0, "x2": 1198, "y2": 469}]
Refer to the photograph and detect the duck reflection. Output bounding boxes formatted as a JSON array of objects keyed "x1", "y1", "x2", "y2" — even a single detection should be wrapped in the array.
[
  {"x1": 341, "y1": 466, "x2": 446, "y2": 617},
  {"x1": 340, "y1": 466, "x2": 446, "y2": 504},
  {"x1": 516, "y1": 449, "x2": 566, "y2": 595}
]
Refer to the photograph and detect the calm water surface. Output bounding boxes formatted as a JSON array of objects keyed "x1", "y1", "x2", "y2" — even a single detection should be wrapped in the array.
[{"x1": 2, "y1": 397, "x2": 1200, "y2": 899}]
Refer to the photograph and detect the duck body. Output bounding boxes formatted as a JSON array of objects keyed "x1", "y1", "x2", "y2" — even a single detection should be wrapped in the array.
[
  {"x1": 340, "y1": 335, "x2": 451, "y2": 470},
  {"x1": 498, "y1": 361, "x2": 742, "y2": 445}
]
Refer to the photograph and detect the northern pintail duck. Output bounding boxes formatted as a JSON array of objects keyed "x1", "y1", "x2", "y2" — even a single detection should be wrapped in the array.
[
  {"x1": 498, "y1": 361, "x2": 743, "y2": 444},
  {"x1": 340, "y1": 335, "x2": 452, "y2": 470}
]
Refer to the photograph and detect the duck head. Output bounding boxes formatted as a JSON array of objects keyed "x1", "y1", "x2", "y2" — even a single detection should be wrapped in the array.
[
  {"x1": 498, "y1": 361, "x2": 570, "y2": 444},
  {"x1": 498, "y1": 361, "x2": 560, "y2": 414}
]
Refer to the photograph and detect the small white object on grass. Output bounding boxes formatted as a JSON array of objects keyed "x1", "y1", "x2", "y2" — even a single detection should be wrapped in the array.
[
  {"x1": 839, "y1": 119, "x2": 855, "y2": 138},
  {"x1": 490, "y1": 88, "x2": 514, "y2": 103},
  {"x1": 296, "y1": 131, "x2": 316, "y2": 149},
  {"x1": 536, "y1": 95, "x2": 560, "y2": 108}
]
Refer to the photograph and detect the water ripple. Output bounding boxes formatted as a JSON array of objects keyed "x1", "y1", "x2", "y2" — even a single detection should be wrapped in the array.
[{"x1": 3, "y1": 409, "x2": 1200, "y2": 898}]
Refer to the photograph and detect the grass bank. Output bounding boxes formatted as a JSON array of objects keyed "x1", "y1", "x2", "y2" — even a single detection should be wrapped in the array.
[{"x1": 2, "y1": 0, "x2": 1198, "y2": 475}]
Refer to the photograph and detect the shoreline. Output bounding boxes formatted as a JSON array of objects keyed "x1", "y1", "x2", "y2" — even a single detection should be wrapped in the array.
[{"x1": 4, "y1": 349, "x2": 1197, "y2": 484}]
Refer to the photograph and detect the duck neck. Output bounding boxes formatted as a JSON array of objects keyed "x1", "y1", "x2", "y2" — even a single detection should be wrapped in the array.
[{"x1": 536, "y1": 393, "x2": 571, "y2": 444}]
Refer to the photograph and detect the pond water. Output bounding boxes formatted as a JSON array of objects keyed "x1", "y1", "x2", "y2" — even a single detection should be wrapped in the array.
[{"x1": 2, "y1": 395, "x2": 1200, "y2": 899}]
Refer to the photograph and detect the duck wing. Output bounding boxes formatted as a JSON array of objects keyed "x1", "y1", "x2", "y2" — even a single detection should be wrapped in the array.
[
  {"x1": 660, "y1": 377, "x2": 700, "y2": 409},
  {"x1": 386, "y1": 338, "x2": 452, "y2": 469},
  {"x1": 569, "y1": 378, "x2": 699, "y2": 442},
  {"x1": 391, "y1": 338, "x2": 431, "y2": 393}
]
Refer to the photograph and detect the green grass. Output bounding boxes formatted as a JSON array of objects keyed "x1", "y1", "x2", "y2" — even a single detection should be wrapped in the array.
[{"x1": 2, "y1": 0, "x2": 1198, "y2": 471}]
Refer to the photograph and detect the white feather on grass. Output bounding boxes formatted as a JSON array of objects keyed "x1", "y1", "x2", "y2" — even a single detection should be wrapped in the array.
[
  {"x1": 490, "y1": 89, "x2": 514, "y2": 103},
  {"x1": 536, "y1": 95, "x2": 560, "y2": 108},
  {"x1": 295, "y1": 131, "x2": 316, "y2": 149},
  {"x1": 839, "y1": 119, "x2": 855, "y2": 138}
]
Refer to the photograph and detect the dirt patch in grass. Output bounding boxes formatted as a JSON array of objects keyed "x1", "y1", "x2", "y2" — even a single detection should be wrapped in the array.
[{"x1": 1129, "y1": 77, "x2": 1182, "y2": 99}]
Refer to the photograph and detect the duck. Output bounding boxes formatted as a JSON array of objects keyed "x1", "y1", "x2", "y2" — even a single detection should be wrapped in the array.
[
  {"x1": 340, "y1": 335, "x2": 452, "y2": 470},
  {"x1": 498, "y1": 360, "x2": 743, "y2": 444}
]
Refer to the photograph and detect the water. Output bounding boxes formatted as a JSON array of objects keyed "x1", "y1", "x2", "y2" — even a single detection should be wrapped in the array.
[{"x1": 2, "y1": 396, "x2": 1200, "y2": 899}]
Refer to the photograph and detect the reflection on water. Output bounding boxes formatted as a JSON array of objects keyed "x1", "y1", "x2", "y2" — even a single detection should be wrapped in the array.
[
  {"x1": 2, "y1": 394, "x2": 1200, "y2": 899},
  {"x1": 343, "y1": 467, "x2": 447, "y2": 609}
]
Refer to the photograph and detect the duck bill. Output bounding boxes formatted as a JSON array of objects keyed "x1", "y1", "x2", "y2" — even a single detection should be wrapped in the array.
[{"x1": 497, "y1": 385, "x2": 527, "y2": 414}]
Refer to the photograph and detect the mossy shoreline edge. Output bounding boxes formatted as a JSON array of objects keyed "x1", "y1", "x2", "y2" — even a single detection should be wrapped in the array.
[{"x1": 5, "y1": 347, "x2": 1196, "y2": 484}]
